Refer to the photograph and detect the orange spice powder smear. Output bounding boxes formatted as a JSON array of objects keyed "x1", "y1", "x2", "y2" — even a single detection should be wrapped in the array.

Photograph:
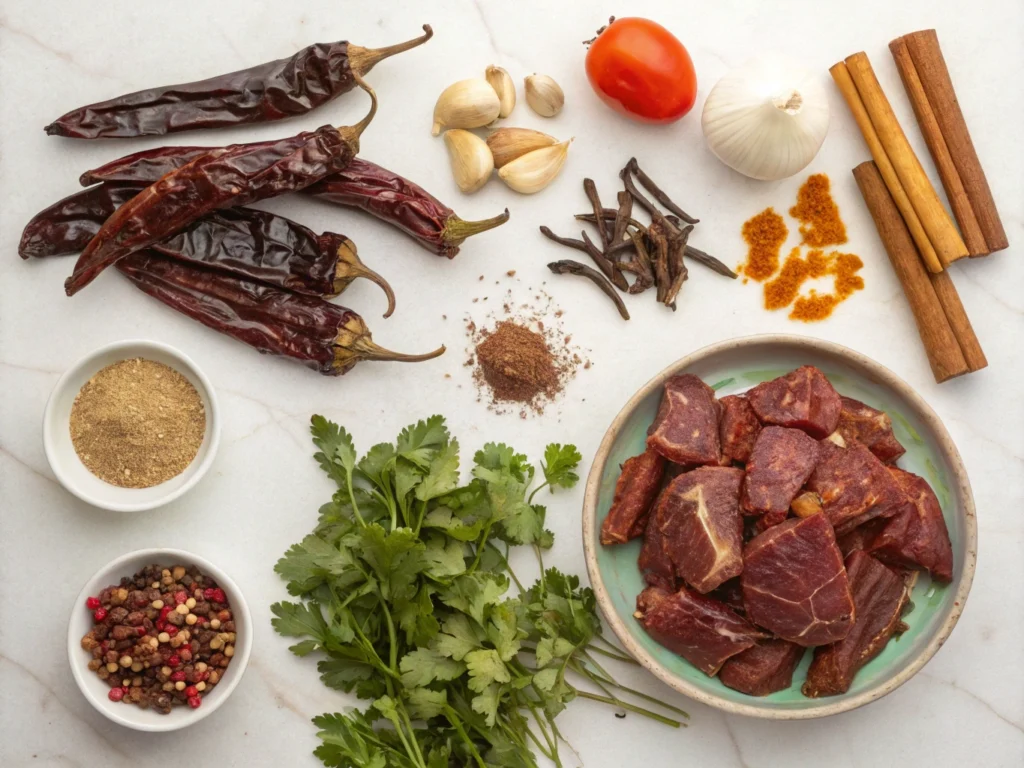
[
  {"x1": 740, "y1": 208, "x2": 788, "y2": 281},
  {"x1": 790, "y1": 174, "x2": 847, "y2": 247},
  {"x1": 788, "y1": 251, "x2": 865, "y2": 322}
]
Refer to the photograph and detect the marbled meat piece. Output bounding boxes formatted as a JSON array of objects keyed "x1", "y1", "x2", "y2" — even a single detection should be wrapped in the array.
[
  {"x1": 647, "y1": 374, "x2": 721, "y2": 465},
  {"x1": 747, "y1": 365, "x2": 842, "y2": 439},
  {"x1": 635, "y1": 585, "x2": 766, "y2": 676},
  {"x1": 836, "y1": 397, "x2": 906, "y2": 463},
  {"x1": 836, "y1": 518, "x2": 886, "y2": 558},
  {"x1": 803, "y1": 551, "x2": 912, "y2": 697},
  {"x1": 741, "y1": 427, "x2": 821, "y2": 516},
  {"x1": 719, "y1": 639, "x2": 806, "y2": 696},
  {"x1": 601, "y1": 448, "x2": 666, "y2": 545},
  {"x1": 806, "y1": 440, "x2": 910, "y2": 535},
  {"x1": 867, "y1": 468, "x2": 954, "y2": 583},
  {"x1": 638, "y1": 467, "x2": 745, "y2": 593},
  {"x1": 719, "y1": 395, "x2": 761, "y2": 463},
  {"x1": 754, "y1": 509, "x2": 790, "y2": 533},
  {"x1": 741, "y1": 513, "x2": 855, "y2": 646},
  {"x1": 709, "y1": 578, "x2": 746, "y2": 615}
]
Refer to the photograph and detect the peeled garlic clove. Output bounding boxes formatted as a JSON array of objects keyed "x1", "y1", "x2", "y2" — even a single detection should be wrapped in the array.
[
  {"x1": 443, "y1": 129, "x2": 494, "y2": 194},
  {"x1": 524, "y1": 74, "x2": 564, "y2": 117},
  {"x1": 701, "y1": 54, "x2": 830, "y2": 181},
  {"x1": 485, "y1": 65, "x2": 516, "y2": 119},
  {"x1": 432, "y1": 78, "x2": 501, "y2": 136},
  {"x1": 498, "y1": 139, "x2": 572, "y2": 194},
  {"x1": 486, "y1": 127, "x2": 559, "y2": 168}
]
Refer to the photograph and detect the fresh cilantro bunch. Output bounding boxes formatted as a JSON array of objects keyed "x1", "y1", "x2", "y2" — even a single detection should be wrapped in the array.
[{"x1": 272, "y1": 416, "x2": 685, "y2": 768}]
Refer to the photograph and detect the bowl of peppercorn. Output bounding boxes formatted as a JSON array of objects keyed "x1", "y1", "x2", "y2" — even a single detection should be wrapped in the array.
[
  {"x1": 68, "y1": 548, "x2": 252, "y2": 731},
  {"x1": 43, "y1": 338, "x2": 221, "y2": 512}
]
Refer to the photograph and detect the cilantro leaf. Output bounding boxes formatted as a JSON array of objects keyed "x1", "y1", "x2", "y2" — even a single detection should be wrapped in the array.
[
  {"x1": 399, "y1": 648, "x2": 466, "y2": 688},
  {"x1": 311, "y1": 415, "x2": 357, "y2": 489},
  {"x1": 356, "y1": 525, "x2": 425, "y2": 601},
  {"x1": 532, "y1": 667, "x2": 559, "y2": 692},
  {"x1": 313, "y1": 712, "x2": 388, "y2": 768},
  {"x1": 356, "y1": 442, "x2": 395, "y2": 488},
  {"x1": 486, "y1": 602, "x2": 522, "y2": 662},
  {"x1": 470, "y1": 683, "x2": 502, "y2": 727},
  {"x1": 393, "y1": 585, "x2": 441, "y2": 648},
  {"x1": 434, "y1": 614, "x2": 484, "y2": 661},
  {"x1": 422, "y1": 534, "x2": 467, "y2": 580},
  {"x1": 406, "y1": 688, "x2": 448, "y2": 720},
  {"x1": 415, "y1": 439, "x2": 461, "y2": 502},
  {"x1": 274, "y1": 534, "x2": 361, "y2": 596},
  {"x1": 396, "y1": 415, "x2": 449, "y2": 469},
  {"x1": 465, "y1": 648, "x2": 511, "y2": 692},
  {"x1": 474, "y1": 443, "x2": 533, "y2": 482},
  {"x1": 270, "y1": 601, "x2": 328, "y2": 642},
  {"x1": 420, "y1": 507, "x2": 484, "y2": 542},
  {"x1": 541, "y1": 443, "x2": 582, "y2": 491},
  {"x1": 439, "y1": 573, "x2": 509, "y2": 624},
  {"x1": 318, "y1": 657, "x2": 377, "y2": 696}
]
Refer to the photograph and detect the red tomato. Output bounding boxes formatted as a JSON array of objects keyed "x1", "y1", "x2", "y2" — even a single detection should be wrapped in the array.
[{"x1": 585, "y1": 17, "x2": 697, "y2": 124}]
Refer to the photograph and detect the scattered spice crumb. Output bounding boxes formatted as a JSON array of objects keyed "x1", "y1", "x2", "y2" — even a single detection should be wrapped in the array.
[
  {"x1": 507, "y1": 270, "x2": 516, "y2": 277},
  {"x1": 478, "y1": 275, "x2": 484, "y2": 281},
  {"x1": 442, "y1": 314, "x2": 447, "y2": 320},
  {"x1": 444, "y1": 374, "x2": 451, "y2": 379}
]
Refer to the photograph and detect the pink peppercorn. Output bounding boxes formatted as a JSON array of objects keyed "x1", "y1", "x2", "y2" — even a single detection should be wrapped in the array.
[
  {"x1": 93, "y1": 607, "x2": 108, "y2": 622},
  {"x1": 165, "y1": 626, "x2": 178, "y2": 637},
  {"x1": 159, "y1": 605, "x2": 174, "y2": 621},
  {"x1": 167, "y1": 655, "x2": 181, "y2": 668},
  {"x1": 187, "y1": 695, "x2": 202, "y2": 709},
  {"x1": 170, "y1": 671, "x2": 186, "y2": 683},
  {"x1": 86, "y1": 597, "x2": 101, "y2": 610},
  {"x1": 174, "y1": 591, "x2": 188, "y2": 605},
  {"x1": 185, "y1": 686, "x2": 198, "y2": 697},
  {"x1": 108, "y1": 687, "x2": 125, "y2": 702}
]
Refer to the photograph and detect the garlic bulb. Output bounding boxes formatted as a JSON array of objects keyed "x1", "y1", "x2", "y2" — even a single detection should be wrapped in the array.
[
  {"x1": 432, "y1": 78, "x2": 501, "y2": 136},
  {"x1": 524, "y1": 74, "x2": 564, "y2": 117},
  {"x1": 443, "y1": 129, "x2": 494, "y2": 193},
  {"x1": 498, "y1": 139, "x2": 572, "y2": 194},
  {"x1": 486, "y1": 127, "x2": 558, "y2": 168},
  {"x1": 485, "y1": 65, "x2": 516, "y2": 118},
  {"x1": 701, "y1": 55, "x2": 829, "y2": 181}
]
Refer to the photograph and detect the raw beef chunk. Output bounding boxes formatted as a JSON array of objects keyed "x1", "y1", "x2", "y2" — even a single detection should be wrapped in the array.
[
  {"x1": 601, "y1": 449, "x2": 666, "y2": 545},
  {"x1": 754, "y1": 509, "x2": 790, "y2": 533},
  {"x1": 719, "y1": 395, "x2": 761, "y2": 463},
  {"x1": 647, "y1": 374, "x2": 721, "y2": 465},
  {"x1": 806, "y1": 440, "x2": 910, "y2": 535},
  {"x1": 719, "y1": 639, "x2": 806, "y2": 696},
  {"x1": 803, "y1": 551, "x2": 912, "y2": 697},
  {"x1": 836, "y1": 518, "x2": 886, "y2": 558},
  {"x1": 747, "y1": 365, "x2": 842, "y2": 439},
  {"x1": 709, "y1": 578, "x2": 746, "y2": 615},
  {"x1": 635, "y1": 585, "x2": 765, "y2": 676},
  {"x1": 836, "y1": 396, "x2": 906, "y2": 463},
  {"x1": 638, "y1": 467, "x2": 745, "y2": 593},
  {"x1": 741, "y1": 513, "x2": 855, "y2": 646},
  {"x1": 741, "y1": 427, "x2": 821, "y2": 516},
  {"x1": 867, "y1": 468, "x2": 954, "y2": 583}
]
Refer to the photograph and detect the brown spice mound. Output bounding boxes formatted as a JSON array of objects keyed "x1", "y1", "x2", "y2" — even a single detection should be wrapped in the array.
[
  {"x1": 475, "y1": 321, "x2": 559, "y2": 403},
  {"x1": 70, "y1": 358, "x2": 205, "y2": 488},
  {"x1": 740, "y1": 208, "x2": 789, "y2": 281},
  {"x1": 790, "y1": 174, "x2": 847, "y2": 247}
]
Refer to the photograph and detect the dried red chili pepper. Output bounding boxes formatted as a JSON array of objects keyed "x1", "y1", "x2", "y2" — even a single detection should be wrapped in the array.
[
  {"x1": 81, "y1": 150, "x2": 509, "y2": 259},
  {"x1": 22, "y1": 183, "x2": 394, "y2": 314},
  {"x1": 117, "y1": 252, "x2": 443, "y2": 374},
  {"x1": 65, "y1": 81, "x2": 377, "y2": 296},
  {"x1": 45, "y1": 26, "x2": 432, "y2": 139}
]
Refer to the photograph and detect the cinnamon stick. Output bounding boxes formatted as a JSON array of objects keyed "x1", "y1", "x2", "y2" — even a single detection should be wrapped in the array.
[
  {"x1": 888, "y1": 38, "x2": 988, "y2": 257},
  {"x1": 901, "y1": 29, "x2": 1008, "y2": 254},
  {"x1": 829, "y1": 62, "x2": 943, "y2": 274},
  {"x1": 843, "y1": 52, "x2": 969, "y2": 268},
  {"x1": 928, "y1": 272, "x2": 987, "y2": 372},
  {"x1": 852, "y1": 161, "x2": 969, "y2": 383}
]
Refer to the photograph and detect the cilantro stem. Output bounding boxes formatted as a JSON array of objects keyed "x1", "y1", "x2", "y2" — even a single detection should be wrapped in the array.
[
  {"x1": 344, "y1": 467, "x2": 366, "y2": 528},
  {"x1": 523, "y1": 698, "x2": 561, "y2": 767},
  {"x1": 485, "y1": 542, "x2": 524, "y2": 592},
  {"x1": 467, "y1": 521, "x2": 494, "y2": 573},
  {"x1": 527, "y1": 481, "x2": 549, "y2": 505},
  {"x1": 585, "y1": 644, "x2": 639, "y2": 665},
  {"x1": 444, "y1": 707, "x2": 487, "y2": 768},
  {"x1": 396, "y1": 701, "x2": 427, "y2": 768},
  {"x1": 576, "y1": 659, "x2": 691, "y2": 719},
  {"x1": 575, "y1": 690, "x2": 683, "y2": 727},
  {"x1": 380, "y1": 602, "x2": 399, "y2": 672},
  {"x1": 534, "y1": 546, "x2": 547, "y2": 594}
]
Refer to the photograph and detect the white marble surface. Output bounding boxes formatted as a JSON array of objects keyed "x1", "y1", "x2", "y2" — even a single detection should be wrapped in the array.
[{"x1": 1, "y1": 1, "x2": 1022, "y2": 766}]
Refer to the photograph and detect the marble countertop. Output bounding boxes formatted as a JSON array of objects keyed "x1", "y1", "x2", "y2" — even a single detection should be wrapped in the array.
[{"x1": 2, "y1": 1, "x2": 1022, "y2": 766}]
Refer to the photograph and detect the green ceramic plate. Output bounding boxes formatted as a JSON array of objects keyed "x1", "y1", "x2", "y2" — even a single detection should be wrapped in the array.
[{"x1": 582, "y1": 335, "x2": 976, "y2": 719}]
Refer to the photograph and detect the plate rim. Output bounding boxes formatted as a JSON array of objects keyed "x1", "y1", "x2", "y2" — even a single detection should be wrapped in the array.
[{"x1": 581, "y1": 333, "x2": 977, "y2": 719}]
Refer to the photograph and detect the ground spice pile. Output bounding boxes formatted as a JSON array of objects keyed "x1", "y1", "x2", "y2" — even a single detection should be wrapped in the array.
[
  {"x1": 740, "y1": 174, "x2": 864, "y2": 322},
  {"x1": 70, "y1": 358, "x2": 206, "y2": 488},
  {"x1": 790, "y1": 173, "x2": 848, "y2": 247},
  {"x1": 476, "y1": 321, "x2": 559, "y2": 403}
]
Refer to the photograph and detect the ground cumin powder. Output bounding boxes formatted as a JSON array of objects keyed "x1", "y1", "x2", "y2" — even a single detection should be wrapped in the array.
[
  {"x1": 475, "y1": 321, "x2": 559, "y2": 403},
  {"x1": 70, "y1": 358, "x2": 205, "y2": 488}
]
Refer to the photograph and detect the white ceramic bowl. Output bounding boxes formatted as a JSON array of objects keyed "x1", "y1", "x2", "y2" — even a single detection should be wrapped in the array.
[
  {"x1": 68, "y1": 548, "x2": 252, "y2": 732},
  {"x1": 43, "y1": 339, "x2": 220, "y2": 512}
]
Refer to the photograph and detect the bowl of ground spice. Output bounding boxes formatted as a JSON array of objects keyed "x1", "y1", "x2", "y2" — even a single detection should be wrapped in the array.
[{"x1": 43, "y1": 339, "x2": 220, "y2": 512}]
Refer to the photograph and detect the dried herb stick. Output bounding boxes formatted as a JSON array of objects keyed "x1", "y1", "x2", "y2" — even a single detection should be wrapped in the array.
[
  {"x1": 65, "y1": 80, "x2": 378, "y2": 295},
  {"x1": 548, "y1": 259, "x2": 630, "y2": 320},
  {"x1": 628, "y1": 157, "x2": 699, "y2": 224},
  {"x1": 118, "y1": 252, "x2": 441, "y2": 374},
  {"x1": 46, "y1": 26, "x2": 432, "y2": 139}
]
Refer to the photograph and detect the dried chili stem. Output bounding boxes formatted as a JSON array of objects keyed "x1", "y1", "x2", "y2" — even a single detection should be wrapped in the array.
[
  {"x1": 444, "y1": 208, "x2": 511, "y2": 245},
  {"x1": 347, "y1": 25, "x2": 434, "y2": 75},
  {"x1": 547, "y1": 260, "x2": 630, "y2": 320},
  {"x1": 580, "y1": 230, "x2": 629, "y2": 291},
  {"x1": 583, "y1": 178, "x2": 610, "y2": 249},
  {"x1": 627, "y1": 157, "x2": 699, "y2": 224},
  {"x1": 664, "y1": 214, "x2": 737, "y2": 278},
  {"x1": 334, "y1": 315, "x2": 445, "y2": 369},
  {"x1": 332, "y1": 240, "x2": 396, "y2": 317}
]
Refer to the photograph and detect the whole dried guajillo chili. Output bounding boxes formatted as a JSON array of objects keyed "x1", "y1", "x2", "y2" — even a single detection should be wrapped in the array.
[
  {"x1": 65, "y1": 80, "x2": 378, "y2": 296},
  {"x1": 117, "y1": 252, "x2": 443, "y2": 375},
  {"x1": 23, "y1": 183, "x2": 395, "y2": 314},
  {"x1": 45, "y1": 25, "x2": 432, "y2": 139},
  {"x1": 81, "y1": 150, "x2": 510, "y2": 259}
]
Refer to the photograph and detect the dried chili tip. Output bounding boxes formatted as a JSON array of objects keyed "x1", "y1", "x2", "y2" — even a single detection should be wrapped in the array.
[
  {"x1": 332, "y1": 315, "x2": 445, "y2": 374},
  {"x1": 441, "y1": 208, "x2": 510, "y2": 256},
  {"x1": 347, "y1": 25, "x2": 434, "y2": 77},
  {"x1": 327, "y1": 237, "x2": 396, "y2": 318}
]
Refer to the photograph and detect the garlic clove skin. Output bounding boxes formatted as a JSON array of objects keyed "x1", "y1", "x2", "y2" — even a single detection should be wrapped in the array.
[
  {"x1": 443, "y1": 129, "x2": 494, "y2": 194},
  {"x1": 485, "y1": 65, "x2": 516, "y2": 119},
  {"x1": 701, "y1": 55, "x2": 830, "y2": 181},
  {"x1": 498, "y1": 139, "x2": 572, "y2": 194},
  {"x1": 486, "y1": 127, "x2": 559, "y2": 168},
  {"x1": 524, "y1": 74, "x2": 564, "y2": 117},
  {"x1": 432, "y1": 78, "x2": 502, "y2": 136}
]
